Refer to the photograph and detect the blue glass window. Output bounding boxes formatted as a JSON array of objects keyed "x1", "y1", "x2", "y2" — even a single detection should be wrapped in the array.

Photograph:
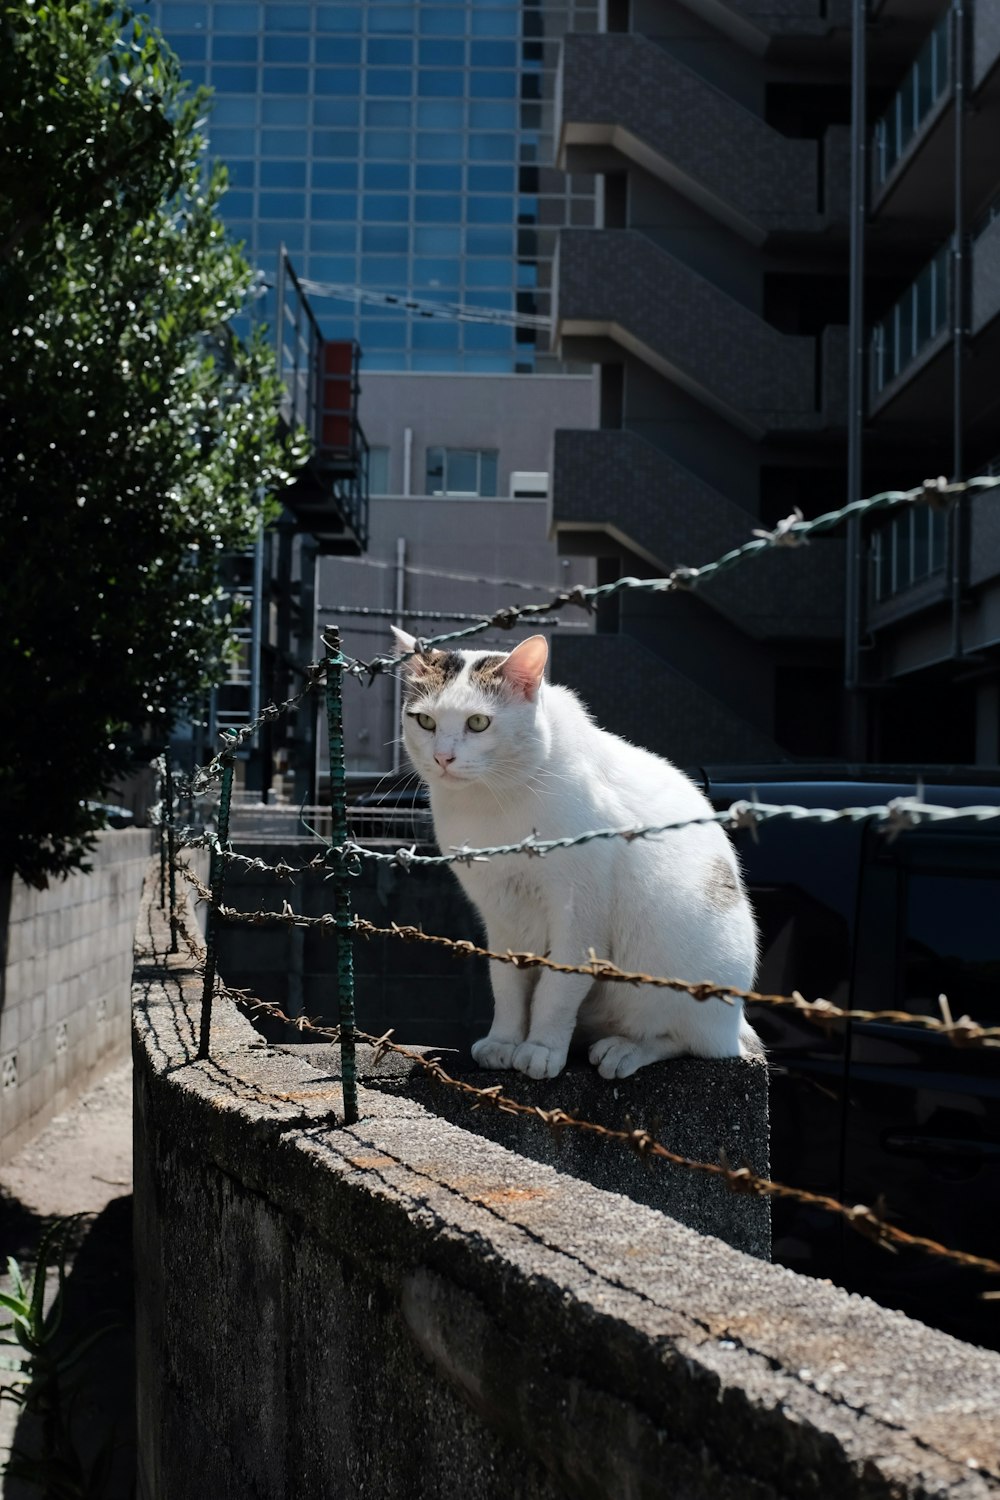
[
  {"x1": 470, "y1": 10, "x2": 519, "y2": 36},
  {"x1": 516, "y1": 261, "x2": 538, "y2": 286},
  {"x1": 261, "y1": 97, "x2": 308, "y2": 125},
  {"x1": 363, "y1": 194, "x2": 410, "y2": 221},
  {"x1": 314, "y1": 97, "x2": 361, "y2": 125},
  {"x1": 311, "y1": 193, "x2": 360, "y2": 220},
  {"x1": 211, "y1": 34, "x2": 257, "y2": 61},
  {"x1": 315, "y1": 68, "x2": 361, "y2": 94},
  {"x1": 367, "y1": 38, "x2": 412, "y2": 64},
  {"x1": 413, "y1": 322, "x2": 460, "y2": 351},
  {"x1": 419, "y1": 39, "x2": 464, "y2": 66},
  {"x1": 257, "y1": 223, "x2": 303, "y2": 252},
  {"x1": 465, "y1": 288, "x2": 511, "y2": 309},
  {"x1": 466, "y1": 226, "x2": 514, "y2": 254},
  {"x1": 416, "y1": 163, "x2": 461, "y2": 190},
  {"x1": 414, "y1": 226, "x2": 461, "y2": 254},
  {"x1": 313, "y1": 161, "x2": 359, "y2": 190},
  {"x1": 212, "y1": 65, "x2": 258, "y2": 91},
  {"x1": 368, "y1": 68, "x2": 412, "y2": 97},
  {"x1": 361, "y1": 255, "x2": 409, "y2": 284},
  {"x1": 465, "y1": 258, "x2": 510, "y2": 285},
  {"x1": 259, "y1": 191, "x2": 306, "y2": 219},
  {"x1": 211, "y1": 96, "x2": 256, "y2": 126},
  {"x1": 261, "y1": 160, "x2": 305, "y2": 187},
  {"x1": 262, "y1": 67, "x2": 309, "y2": 93},
  {"x1": 413, "y1": 257, "x2": 460, "y2": 286},
  {"x1": 211, "y1": 5, "x2": 261, "y2": 33},
  {"x1": 416, "y1": 133, "x2": 463, "y2": 161},
  {"x1": 170, "y1": 34, "x2": 206, "y2": 62},
  {"x1": 309, "y1": 224, "x2": 357, "y2": 251},
  {"x1": 224, "y1": 160, "x2": 255, "y2": 188},
  {"x1": 222, "y1": 189, "x2": 255, "y2": 217},
  {"x1": 180, "y1": 64, "x2": 207, "y2": 85},
  {"x1": 206, "y1": 127, "x2": 255, "y2": 156},
  {"x1": 225, "y1": 218, "x2": 253, "y2": 242},
  {"x1": 469, "y1": 100, "x2": 516, "y2": 127},
  {"x1": 365, "y1": 162, "x2": 409, "y2": 189},
  {"x1": 264, "y1": 4, "x2": 309, "y2": 30},
  {"x1": 467, "y1": 196, "x2": 513, "y2": 224},
  {"x1": 365, "y1": 100, "x2": 412, "y2": 126},
  {"x1": 416, "y1": 194, "x2": 461, "y2": 222},
  {"x1": 316, "y1": 7, "x2": 361, "y2": 32},
  {"x1": 313, "y1": 131, "x2": 360, "y2": 157},
  {"x1": 368, "y1": 7, "x2": 415, "y2": 33},
  {"x1": 315, "y1": 37, "x2": 361, "y2": 64},
  {"x1": 471, "y1": 40, "x2": 517, "y2": 66},
  {"x1": 470, "y1": 72, "x2": 517, "y2": 99},
  {"x1": 418, "y1": 71, "x2": 463, "y2": 98},
  {"x1": 463, "y1": 322, "x2": 512, "y2": 350},
  {"x1": 468, "y1": 164, "x2": 515, "y2": 191},
  {"x1": 362, "y1": 224, "x2": 410, "y2": 252},
  {"x1": 465, "y1": 352, "x2": 515, "y2": 373},
  {"x1": 411, "y1": 351, "x2": 460, "y2": 371},
  {"x1": 364, "y1": 130, "x2": 413, "y2": 158},
  {"x1": 306, "y1": 256, "x2": 358, "y2": 281},
  {"x1": 419, "y1": 8, "x2": 465, "y2": 35},
  {"x1": 468, "y1": 133, "x2": 514, "y2": 161},
  {"x1": 416, "y1": 100, "x2": 463, "y2": 128},
  {"x1": 161, "y1": 3, "x2": 207, "y2": 25},
  {"x1": 264, "y1": 35, "x2": 309, "y2": 63},
  {"x1": 360, "y1": 320, "x2": 407, "y2": 349}
]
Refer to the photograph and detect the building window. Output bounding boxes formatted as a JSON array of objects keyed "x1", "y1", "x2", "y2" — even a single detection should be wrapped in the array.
[
  {"x1": 425, "y1": 447, "x2": 498, "y2": 496},
  {"x1": 368, "y1": 446, "x2": 390, "y2": 494}
]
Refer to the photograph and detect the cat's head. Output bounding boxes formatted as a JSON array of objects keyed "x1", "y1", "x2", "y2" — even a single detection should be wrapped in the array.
[{"x1": 393, "y1": 628, "x2": 549, "y2": 789}]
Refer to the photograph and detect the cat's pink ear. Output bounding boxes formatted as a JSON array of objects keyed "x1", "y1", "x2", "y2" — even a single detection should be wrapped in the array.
[
  {"x1": 501, "y1": 635, "x2": 548, "y2": 701},
  {"x1": 391, "y1": 625, "x2": 417, "y2": 657}
]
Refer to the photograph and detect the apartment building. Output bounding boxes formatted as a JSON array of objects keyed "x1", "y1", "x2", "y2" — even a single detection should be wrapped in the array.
[{"x1": 549, "y1": 0, "x2": 1000, "y2": 766}]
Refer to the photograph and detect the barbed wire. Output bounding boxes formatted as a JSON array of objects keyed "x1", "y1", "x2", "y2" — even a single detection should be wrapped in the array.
[
  {"x1": 176, "y1": 796, "x2": 1000, "y2": 876},
  {"x1": 295, "y1": 277, "x2": 551, "y2": 329},
  {"x1": 224, "y1": 991, "x2": 1000, "y2": 1281},
  {"x1": 176, "y1": 866, "x2": 1000, "y2": 1049},
  {"x1": 317, "y1": 604, "x2": 587, "y2": 627},
  {"x1": 179, "y1": 473, "x2": 1000, "y2": 787}
]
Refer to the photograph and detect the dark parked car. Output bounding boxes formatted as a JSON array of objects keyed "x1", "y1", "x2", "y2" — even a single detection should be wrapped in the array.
[{"x1": 697, "y1": 766, "x2": 1000, "y2": 1350}]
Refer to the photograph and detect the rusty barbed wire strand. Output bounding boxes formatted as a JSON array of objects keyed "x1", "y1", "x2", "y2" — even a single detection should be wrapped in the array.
[
  {"x1": 175, "y1": 865, "x2": 1000, "y2": 1049},
  {"x1": 220, "y1": 990, "x2": 1000, "y2": 1281},
  {"x1": 174, "y1": 795, "x2": 1000, "y2": 876}
]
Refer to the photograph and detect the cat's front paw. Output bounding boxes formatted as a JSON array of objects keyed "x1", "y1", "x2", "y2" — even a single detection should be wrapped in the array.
[
  {"x1": 471, "y1": 1037, "x2": 519, "y2": 1069},
  {"x1": 511, "y1": 1040, "x2": 567, "y2": 1080},
  {"x1": 589, "y1": 1036, "x2": 645, "y2": 1079}
]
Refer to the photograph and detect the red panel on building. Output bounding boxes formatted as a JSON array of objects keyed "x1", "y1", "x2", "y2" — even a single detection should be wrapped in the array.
[{"x1": 319, "y1": 340, "x2": 357, "y2": 455}]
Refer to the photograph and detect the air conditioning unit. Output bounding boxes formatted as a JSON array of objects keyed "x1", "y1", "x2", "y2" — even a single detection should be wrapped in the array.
[{"x1": 509, "y1": 470, "x2": 548, "y2": 499}]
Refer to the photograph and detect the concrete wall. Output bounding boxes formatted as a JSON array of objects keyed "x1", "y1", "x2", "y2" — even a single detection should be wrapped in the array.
[
  {"x1": 0, "y1": 828, "x2": 150, "y2": 1161},
  {"x1": 135, "y1": 876, "x2": 1000, "y2": 1500}
]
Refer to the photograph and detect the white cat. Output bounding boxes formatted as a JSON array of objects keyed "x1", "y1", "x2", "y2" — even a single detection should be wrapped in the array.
[{"x1": 393, "y1": 629, "x2": 761, "y2": 1081}]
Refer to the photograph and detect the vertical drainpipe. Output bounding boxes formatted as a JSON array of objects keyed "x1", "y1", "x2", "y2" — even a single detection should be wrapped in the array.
[
  {"x1": 391, "y1": 536, "x2": 407, "y2": 774},
  {"x1": 951, "y1": 0, "x2": 967, "y2": 662},
  {"x1": 844, "y1": 0, "x2": 868, "y2": 757},
  {"x1": 402, "y1": 425, "x2": 413, "y2": 498}
]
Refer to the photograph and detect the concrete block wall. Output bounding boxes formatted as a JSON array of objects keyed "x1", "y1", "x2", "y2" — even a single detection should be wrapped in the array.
[
  {"x1": 135, "y1": 875, "x2": 1000, "y2": 1500},
  {"x1": 0, "y1": 828, "x2": 150, "y2": 1161}
]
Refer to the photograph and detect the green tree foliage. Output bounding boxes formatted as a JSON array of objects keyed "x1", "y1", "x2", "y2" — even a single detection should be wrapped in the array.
[{"x1": 0, "y1": 1, "x2": 307, "y2": 887}]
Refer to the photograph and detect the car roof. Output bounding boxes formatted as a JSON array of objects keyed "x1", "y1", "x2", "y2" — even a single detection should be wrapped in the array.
[{"x1": 695, "y1": 765, "x2": 1000, "y2": 810}]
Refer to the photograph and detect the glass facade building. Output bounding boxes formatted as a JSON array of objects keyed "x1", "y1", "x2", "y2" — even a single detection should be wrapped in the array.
[{"x1": 148, "y1": 0, "x2": 597, "y2": 372}]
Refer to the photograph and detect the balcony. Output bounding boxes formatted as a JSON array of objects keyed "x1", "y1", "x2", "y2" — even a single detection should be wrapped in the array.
[
  {"x1": 670, "y1": 0, "x2": 850, "y2": 53},
  {"x1": 556, "y1": 34, "x2": 832, "y2": 242},
  {"x1": 869, "y1": 243, "x2": 951, "y2": 403},
  {"x1": 551, "y1": 428, "x2": 844, "y2": 640},
  {"x1": 869, "y1": 509, "x2": 948, "y2": 605},
  {"x1": 872, "y1": 11, "x2": 951, "y2": 195},
  {"x1": 554, "y1": 229, "x2": 844, "y2": 437}
]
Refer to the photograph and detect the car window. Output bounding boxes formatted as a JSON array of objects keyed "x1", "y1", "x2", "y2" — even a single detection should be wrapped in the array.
[{"x1": 902, "y1": 870, "x2": 1000, "y2": 1029}]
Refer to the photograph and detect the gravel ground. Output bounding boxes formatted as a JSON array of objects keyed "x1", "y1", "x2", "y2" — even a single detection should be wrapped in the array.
[{"x1": 0, "y1": 1061, "x2": 135, "y2": 1498}]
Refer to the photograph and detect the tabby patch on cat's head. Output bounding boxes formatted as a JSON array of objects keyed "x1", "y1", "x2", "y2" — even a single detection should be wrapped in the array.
[{"x1": 391, "y1": 629, "x2": 548, "y2": 705}]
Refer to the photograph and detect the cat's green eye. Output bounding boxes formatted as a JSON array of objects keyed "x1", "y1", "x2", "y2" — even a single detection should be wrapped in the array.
[
  {"x1": 466, "y1": 713, "x2": 491, "y2": 733},
  {"x1": 415, "y1": 712, "x2": 436, "y2": 732}
]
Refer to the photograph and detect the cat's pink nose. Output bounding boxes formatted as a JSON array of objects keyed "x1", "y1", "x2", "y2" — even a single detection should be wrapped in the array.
[{"x1": 434, "y1": 750, "x2": 456, "y2": 770}]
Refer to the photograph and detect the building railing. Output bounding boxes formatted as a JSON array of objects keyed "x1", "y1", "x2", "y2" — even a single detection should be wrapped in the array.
[
  {"x1": 872, "y1": 9, "x2": 951, "y2": 191},
  {"x1": 869, "y1": 243, "x2": 951, "y2": 396},
  {"x1": 869, "y1": 506, "x2": 949, "y2": 604}
]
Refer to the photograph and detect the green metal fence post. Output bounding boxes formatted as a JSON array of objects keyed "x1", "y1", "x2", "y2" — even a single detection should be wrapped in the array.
[
  {"x1": 197, "y1": 750, "x2": 235, "y2": 1061},
  {"x1": 158, "y1": 759, "x2": 167, "y2": 909},
  {"x1": 164, "y1": 755, "x2": 178, "y2": 953},
  {"x1": 325, "y1": 629, "x2": 358, "y2": 1125}
]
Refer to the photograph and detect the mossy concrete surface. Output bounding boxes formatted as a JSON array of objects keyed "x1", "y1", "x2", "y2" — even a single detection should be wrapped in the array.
[{"x1": 133, "y1": 872, "x2": 1000, "y2": 1500}]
